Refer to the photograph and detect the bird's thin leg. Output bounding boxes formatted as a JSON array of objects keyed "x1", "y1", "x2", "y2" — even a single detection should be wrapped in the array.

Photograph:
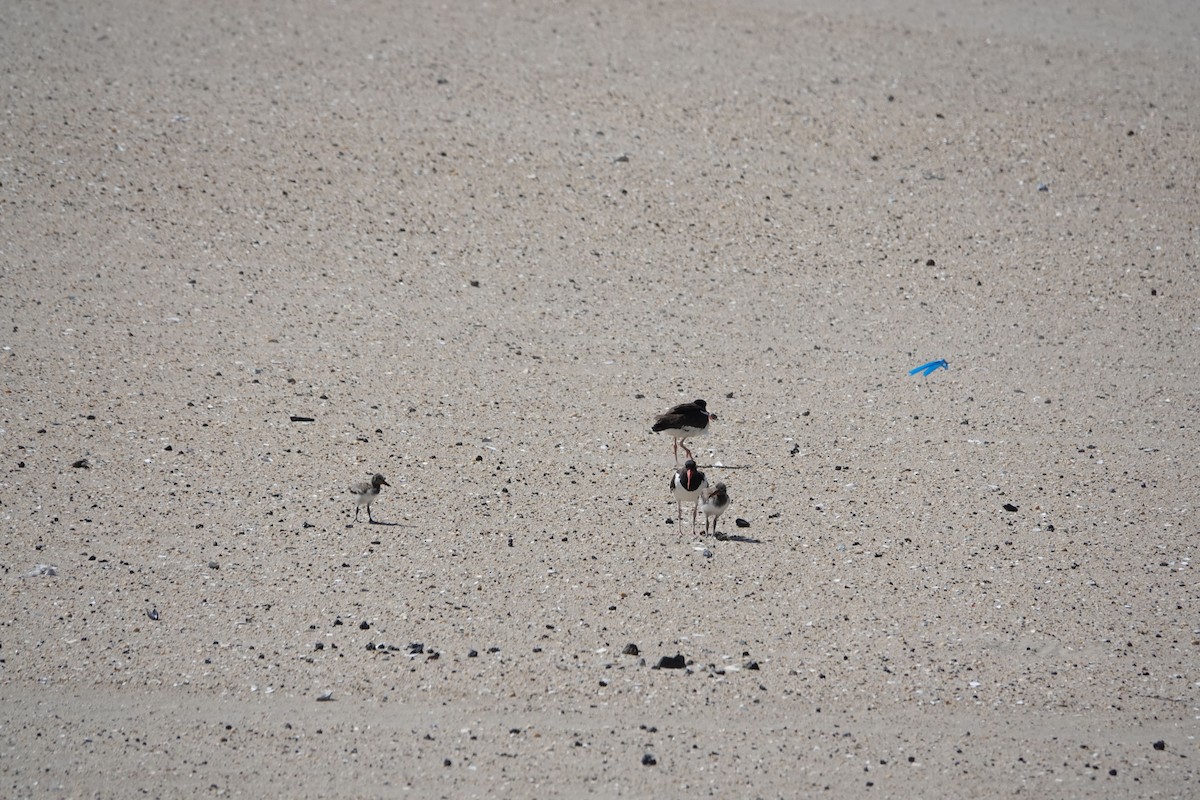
[
  {"x1": 676, "y1": 501, "x2": 683, "y2": 534},
  {"x1": 692, "y1": 503, "x2": 698, "y2": 535},
  {"x1": 672, "y1": 438, "x2": 680, "y2": 465},
  {"x1": 682, "y1": 440, "x2": 693, "y2": 460},
  {"x1": 354, "y1": 506, "x2": 360, "y2": 522}
]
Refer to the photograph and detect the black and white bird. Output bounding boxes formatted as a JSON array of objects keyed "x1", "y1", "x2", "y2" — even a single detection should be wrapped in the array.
[
  {"x1": 652, "y1": 399, "x2": 717, "y2": 464},
  {"x1": 670, "y1": 459, "x2": 709, "y2": 536},
  {"x1": 701, "y1": 482, "x2": 730, "y2": 538},
  {"x1": 349, "y1": 473, "x2": 390, "y2": 523}
]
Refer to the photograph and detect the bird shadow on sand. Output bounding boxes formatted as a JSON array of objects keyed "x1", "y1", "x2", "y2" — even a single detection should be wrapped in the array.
[
  {"x1": 348, "y1": 520, "x2": 418, "y2": 528},
  {"x1": 712, "y1": 533, "x2": 762, "y2": 544}
]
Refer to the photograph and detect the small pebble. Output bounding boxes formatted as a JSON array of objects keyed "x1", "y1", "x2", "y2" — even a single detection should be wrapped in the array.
[
  {"x1": 641, "y1": 753, "x2": 657, "y2": 766},
  {"x1": 735, "y1": 518, "x2": 750, "y2": 528},
  {"x1": 655, "y1": 654, "x2": 686, "y2": 670},
  {"x1": 623, "y1": 643, "x2": 640, "y2": 656}
]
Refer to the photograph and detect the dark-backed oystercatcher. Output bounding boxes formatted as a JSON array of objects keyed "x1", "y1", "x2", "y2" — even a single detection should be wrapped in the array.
[
  {"x1": 652, "y1": 399, "x2": 716, "y2": 464},
  {"x1": 701, "y1": 482, "x2": 730, "y2": 538},
  {"x1": 349, "y1": 473, "x2": 390, "y2": 523},
  {"x1": 670, "y1": 459, "x2": 709, "y2": 536}
]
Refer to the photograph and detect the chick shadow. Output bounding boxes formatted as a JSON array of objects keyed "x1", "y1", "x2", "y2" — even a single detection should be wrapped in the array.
[
  {"x1": 712, "y1": 532, "x2": 762, "y2": 544},
  {"x1": 348, "y1": 519, "x2": 418, "y2": 528}
]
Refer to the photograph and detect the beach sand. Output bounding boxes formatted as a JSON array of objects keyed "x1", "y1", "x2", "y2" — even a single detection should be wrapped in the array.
[{"x1": 2, "y1": 1, "x2": 1197, "y2": 796}]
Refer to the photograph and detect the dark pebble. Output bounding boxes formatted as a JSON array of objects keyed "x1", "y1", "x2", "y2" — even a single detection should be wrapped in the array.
[
  {"x1": 72, "y1": 459, "x2": 90, "y2": 469},
  {"x1": 747, "y1": 661, "x2": 760, "y2": 670},
  {"x1": 623, "y1": 643, "x2": 640, "y2": 656},
  {"x1": 147, "y1": 608, "x2": 159, "y2": 621},
  {"x1": 641, "y1": 753, "x2": 657, "y2": 766},
  {"x1": 1153, "y1": 740, "x2": 1166, "y2": 750},
  {"x1": 735, "y1": 518, "x2": 750, "y2": 528},
  {"x1": 468, "y1": 649, "x2": 478, "y2": 658},
  {"x1": 289, "y1": 416, "x2": 315, "y2": 423},
  {"x1": 365, "y1": 642, "x2": 376, "y2": 651},
  {"x1": 408, "y1": 642, "x2": 425, "y2": 654},
  {"x1": 1003, "y1": 503, "x2": 1019, "y2": 512},
  {"x1": 443, "y1": 759, "x2": 452, "y2": 767},
  {"x1": 359, "y1": 621, "x2": 370, "y2": 630},
  {"x1": 314, "y1": 642, "x2": 324, "y2": 651},
  {"x1": 655, "y1": 654, "x2": 686, "y2": 670}
]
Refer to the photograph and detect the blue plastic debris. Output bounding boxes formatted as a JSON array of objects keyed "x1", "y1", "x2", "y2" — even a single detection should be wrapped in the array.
[{"x1": 909, "y1": 359, "x2": 949, "y2": 377}]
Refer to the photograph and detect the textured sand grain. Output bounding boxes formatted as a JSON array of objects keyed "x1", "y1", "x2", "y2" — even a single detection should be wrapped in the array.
[{"x1": 2, "y1": 1, "x2": 1197, "y2": 797}]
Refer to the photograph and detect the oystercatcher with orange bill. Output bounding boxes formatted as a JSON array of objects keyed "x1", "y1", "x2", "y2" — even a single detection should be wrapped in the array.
[
  {"x1": 670, "y1": 459, "x2": 709, "y2": 536},
  {"x1": 652, "y1": 399, "x2": 716, "y2": 464}
]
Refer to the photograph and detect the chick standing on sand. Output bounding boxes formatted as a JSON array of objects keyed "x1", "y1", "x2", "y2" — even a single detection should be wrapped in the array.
[
  {"x1": 701, "y1": 482, "x2": 730, "y2": 539},
  {"x1": 349, "y1": 473, "x2": 390, "y2": 523}
]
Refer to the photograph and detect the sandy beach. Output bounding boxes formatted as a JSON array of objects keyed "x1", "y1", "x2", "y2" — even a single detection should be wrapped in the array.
[{"x1": 2, "y1": 0, "x2": 1197, "y2": 796}]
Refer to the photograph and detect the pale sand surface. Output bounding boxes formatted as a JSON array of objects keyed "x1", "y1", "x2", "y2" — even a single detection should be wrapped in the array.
[{"x1": 2, "y1": 0, "x2": 1198, "y2": 797}]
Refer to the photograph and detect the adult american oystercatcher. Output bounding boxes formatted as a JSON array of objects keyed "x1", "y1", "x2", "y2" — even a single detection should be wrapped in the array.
[
  {"x1": 349, "y1": 473, "x2": 390, "y2": 523},
  {"x1": 670, "y1": 459, "x2": 709, "y2": 536},
  {"x1": 652, "y1": 399, "x2": 716, "y2": 464}
]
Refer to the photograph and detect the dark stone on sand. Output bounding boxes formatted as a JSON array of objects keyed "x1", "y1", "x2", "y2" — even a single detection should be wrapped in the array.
[
  {"x1": 655, "y1": 654, "x2": 686, "y2": 670},
  {"x1": 623, "y1": 643, "x2": 640, "y2": 656},
  {"x1": 359, "y1": 621, "x2": 370, "y2": 630},
  {"x1": 736, "y1": 518, "x2": 750, "y2": 528},
  {"x1": 1003, "y1": 503, "x2": 1019, "y2": 512},
  {"x1": 408, "y1": 642, "x2": 425, "y2": 654},
  {"x1": 641, "y1": 753, "x2": 657, "y2": 766}
]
